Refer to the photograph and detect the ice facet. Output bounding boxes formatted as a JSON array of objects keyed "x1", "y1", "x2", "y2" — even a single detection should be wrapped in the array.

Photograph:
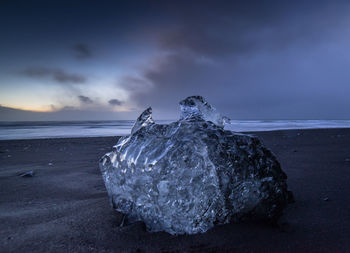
[
  {"x1": 99, "y1": 96, "x2": 292, "y2": 235},
  {"x1": 131, "y1": 107, "x2": 154, "y2": 134},
  {"x1": 179, "y1": 96, "x2": 228, "y2": 127}
]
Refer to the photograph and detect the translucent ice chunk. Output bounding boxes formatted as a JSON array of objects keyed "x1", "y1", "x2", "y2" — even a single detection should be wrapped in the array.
[
  {"x1": 99, "y1": 96, "x2": 292, "y2": 235},
  {"x1": 131, "y1": 107, "x2": 155, "y2": 134},
  {"x1": 222, "y1": 116, "x2": 232, "y2": 124},
  {"x1": 179, "y1": 96, "x2": 228, "y2": 127}
]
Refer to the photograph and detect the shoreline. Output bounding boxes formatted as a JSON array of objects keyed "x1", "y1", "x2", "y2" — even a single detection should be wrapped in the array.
[
  {"x1": 1, "y1": 128, "x2": 350, "y2": 252},
  {"x1": 0, "y1": 127, "x2": 349, "y2": 142}
]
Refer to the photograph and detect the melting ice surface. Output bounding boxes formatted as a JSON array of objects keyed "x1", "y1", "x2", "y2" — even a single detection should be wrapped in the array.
[
  {"x1": 131, "y1": 107, "x2": 154, "y2": 134},
  {"x1": 100, "y1": 96, "x2": 292, "y2": 234},
  {"x1": 179, "y1": 95, "x2": 229, "y2": 127}
]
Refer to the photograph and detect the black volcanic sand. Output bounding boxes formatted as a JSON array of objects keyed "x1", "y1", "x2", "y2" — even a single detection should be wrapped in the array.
[{"x1": 1, "y1": 128, "x2": 350, "y2": 252}]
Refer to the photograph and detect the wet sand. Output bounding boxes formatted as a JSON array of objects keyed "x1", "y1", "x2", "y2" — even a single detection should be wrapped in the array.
[{"x1": 1, "y1": 128, "x2": 350, "y2": 252}]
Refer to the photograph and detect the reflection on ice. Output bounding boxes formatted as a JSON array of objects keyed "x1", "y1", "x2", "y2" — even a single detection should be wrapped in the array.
[{"x1": 179, "y1": 96, "x2": 229, "y2": 127}]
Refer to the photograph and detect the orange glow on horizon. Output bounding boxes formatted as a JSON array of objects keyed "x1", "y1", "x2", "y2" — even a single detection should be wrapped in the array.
[{"x1": 1, "y1": 104, "x2": 55, "y2": 113}]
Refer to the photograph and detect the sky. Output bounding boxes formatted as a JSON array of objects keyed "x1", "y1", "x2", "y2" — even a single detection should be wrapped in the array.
[{"x1": 1, "y1": 0, "x2": 350, "y2": 121}]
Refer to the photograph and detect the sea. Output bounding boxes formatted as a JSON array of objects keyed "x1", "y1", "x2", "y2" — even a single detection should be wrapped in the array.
[{"x1": 0, "y1": 120, "x2": 349, "y2": 140}]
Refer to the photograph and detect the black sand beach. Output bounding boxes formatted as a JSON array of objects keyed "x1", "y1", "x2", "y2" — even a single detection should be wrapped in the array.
[{"x1": 1, "y1": 128, "x2": 350, "y2": 252}]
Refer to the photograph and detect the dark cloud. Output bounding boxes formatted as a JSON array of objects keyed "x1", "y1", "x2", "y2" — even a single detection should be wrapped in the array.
[
  {"x1": 73, "y1": 43, "x2": 92, "y2": 59},
  {"x1": 0, "y1": 105, "x2": 39, "y2": 121},
  {"x1": 125, "y1": 53, "x2": 220, "y2": 115},
  {"x1": 156, "y1": 1, "x2": 349, "y2": 58},
  {"x1": 120, "y1": 1, "x2": 350, "y2": 119},
  {"x1": 3, "y1": 0, "x2": 350, "y2": 120},
  {"x1": 22, "y1": 67, "x2": 86, "y2": 83},
  {"x1": 78, "y1": 95, "x2": 93, "y2": 104},
  {"x1": 108, "y1": 99, "x2": 123, "y2": 106},
  {"x1": 60, "y1": 106, "x2": 76, "y2": 111}
]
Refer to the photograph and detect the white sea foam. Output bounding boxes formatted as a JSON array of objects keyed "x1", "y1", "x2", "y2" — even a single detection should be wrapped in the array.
[{"x1": 0, "y1": 120, "x2": 349, "y2": 140}]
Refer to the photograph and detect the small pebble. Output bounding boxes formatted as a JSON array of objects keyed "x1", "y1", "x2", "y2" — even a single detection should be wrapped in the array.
[
  {"x1": 7, "y1": 154, "x2": 12, "y2": 158},
  {"x1": 323, "y1": 197, "x2": 329, "y2": 202},
  {"x1": 48, "y1": 162, "x2": 53, "y2": 166}
]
